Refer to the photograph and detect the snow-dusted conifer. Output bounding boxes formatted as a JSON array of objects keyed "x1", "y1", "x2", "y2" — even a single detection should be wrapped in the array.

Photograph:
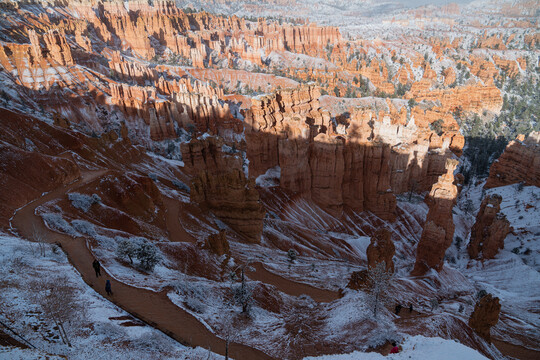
[{"x1": 366, "y1": 261, "x2": 393, "y2": 318}]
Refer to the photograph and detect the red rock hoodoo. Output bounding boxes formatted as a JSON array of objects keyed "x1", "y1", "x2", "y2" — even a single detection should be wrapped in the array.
[
  {"x1": 366, "y1": 229, "x2": 395, "y2": 273},
  {"x1": 467, "y1": 195, "x2": 511, "y2": 259},
  {"x1": 468, "y1": 294, "x2": 501, "y2": 343},
  {"x1": 412, "y1": 158, "x2": 459, "y2": 276}
]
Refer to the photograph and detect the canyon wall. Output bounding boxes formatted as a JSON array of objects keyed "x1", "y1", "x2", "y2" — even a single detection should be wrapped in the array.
[
  {"x1": 245, "y1": 86, "x2": 463, "y2": 219},
  {"x1": 182, "y1": 137, "x2": 265, "y2": 243}
]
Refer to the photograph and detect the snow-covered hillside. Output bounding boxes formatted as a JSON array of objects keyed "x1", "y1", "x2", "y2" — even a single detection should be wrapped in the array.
[
  {"x1": 0, "y1": 234, "x2": 224, "y2": 360},
  {"x1": 304, "y1": 335, "x2": 489, "y2": 359}
]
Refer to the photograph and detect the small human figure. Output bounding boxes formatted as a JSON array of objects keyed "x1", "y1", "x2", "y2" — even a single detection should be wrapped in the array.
[
  {"x1": 389, "y1": 341, "x2": 400, "y2": 354},
  {"x1": 409, "y1": 303, "x2": 413, "y2": 313},
  {"x1": 92, "y1": 259, "x2": 101, "y2": 277},
  {"x1": 394, "y1": 304, "x2": 402, "y2": 315},
  {"x1": 105, "y1": 280, "x2": 112, "y2": 296}
]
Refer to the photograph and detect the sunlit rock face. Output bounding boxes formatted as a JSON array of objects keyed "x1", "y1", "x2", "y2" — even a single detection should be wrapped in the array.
[{"x1": 485, "y1": 132, "x2": 540, "y2": 189}]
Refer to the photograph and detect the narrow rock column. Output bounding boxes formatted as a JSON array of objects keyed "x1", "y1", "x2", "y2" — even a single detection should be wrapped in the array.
[{"x1": 412, "y1": 158, "x2": 459, "y2": 276}]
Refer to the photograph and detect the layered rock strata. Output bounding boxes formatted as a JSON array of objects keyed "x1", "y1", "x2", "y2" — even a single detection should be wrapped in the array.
[
  {"x1": 183, "y1": 137, "x2": 265, "y2": 243},
  {"x1": 245, "y1": 86, "x2": 463, "y2": 219},
  {"x1": 467, "y1": 195, "x2": 511, "y2": 259},
  {"x1": 485, "y1": 132, "x2": 540, "y2": 188},
  {"x1": 412, "y1": 159, "x2": 459, "y2": 276},
  {"x1": 191, "y1": 169, "x2": 265, "y2": 243}
]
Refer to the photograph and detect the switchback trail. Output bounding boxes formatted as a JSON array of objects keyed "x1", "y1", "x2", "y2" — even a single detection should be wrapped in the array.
[
  {"x1": 247, "y1": 262, "x2": 339, "y2": 303},
  {"x1": 11, "y1": 170, "x2": 273, "y2": 360},
  {"x1": 163, "y1": 196, "x2": 196, "y2": 243}
]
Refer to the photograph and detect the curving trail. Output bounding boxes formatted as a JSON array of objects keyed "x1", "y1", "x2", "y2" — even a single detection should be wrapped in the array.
[
  {"x1": 11, "y1": 170, "x2": 273, "y2": 360},
  {"x1": 247, "y1": 262, "x2": 339, "y2": 303},
  {"x1": 163, "y1": 196, "x2": 196, "y2": 243}
]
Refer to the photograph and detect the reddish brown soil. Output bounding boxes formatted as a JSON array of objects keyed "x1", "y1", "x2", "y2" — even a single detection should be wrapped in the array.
[
  {"x1": 247, "y1": 262, "x2": 339, "y2": 303},
  {"x1": 163, "y1": 197, "x2": 196, "y2": 243},
  {"x1": 492, "y1": 339, "x2": 540, "y2": 360}
]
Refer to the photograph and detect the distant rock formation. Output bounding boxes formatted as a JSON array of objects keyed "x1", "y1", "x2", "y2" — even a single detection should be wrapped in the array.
[
  {"x1": 245, "y1": 86, "x2": 462, "y2": 219},
  {"x1": 412, "y1": 159, "x2": 459, "y2": 276},
  {"x1": 468, "y1": 294, "x2": 501, "y2": 342},
  {"x1": 366, "y1": 229, "x2": 395, "y2": 273},
  {"x1": 467, "y1": 195, "x2": 511, "y2": 259},
  {"x1": 29, "y1": 29, "x2": 74, "y2": 66},
  {"x1": 485, "y1": 132, "x2": 540, "y2": 188}
]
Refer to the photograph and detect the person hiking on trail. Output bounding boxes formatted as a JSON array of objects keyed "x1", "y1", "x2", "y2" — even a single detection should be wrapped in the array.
[
  {"x1": 92, "y1": 259, "x2": 101, "y2": 277},
  {"x1": 389, "y1": 341, "x2": 400, "y2": 354},
  {"x1": 409, "y1": 303, "x2": 413, "y2": 313},
  {"x1": 105, "y1": 280, "x2": 112, "y2": 296}
]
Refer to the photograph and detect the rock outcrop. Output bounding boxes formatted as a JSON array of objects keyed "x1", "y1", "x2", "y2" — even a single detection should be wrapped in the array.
[
  {"x1": 191, "y1": 169, "x2": 265, "y2": 243},
  {"x1": 204, "y1": 229, "x2": 230, "y2": 256},
  {"x1": 467, "y1": 195, "x2": 511, "y2": 259},
  {"x1": 345, "y1": 270, "x2": 371, "y2": 291},
  {"x1": 468, "y1": 294, "x2": 501, "y2": 342},
  {"x1": 30, "y1": 29, "x2": 74, "y2": 67},
  {"x1": 412, "y1": 159, "x2": 459, "y2": 276},
  {"x1": 366, "y1": 229, "x2": 395, "y2": 273},
  {"x1": 485, "y1": 132, "x2": 540, "y2": 188}
]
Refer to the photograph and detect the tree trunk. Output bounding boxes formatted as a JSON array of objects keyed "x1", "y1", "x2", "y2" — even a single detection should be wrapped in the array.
[
  {"x1": 59, "y1": 322, "x2": 71, "y2": 347},
  {"x1": 52, "y1": 317, "x2": 68, "y2": 346}
]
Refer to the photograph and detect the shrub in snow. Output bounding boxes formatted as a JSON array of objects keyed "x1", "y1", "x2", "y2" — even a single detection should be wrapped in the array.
[
  {"x1": 71, "y1": 220, "x2": 97, "y2": 237},
  {"x1": 172, "y1": 179, "x2": 190, "y2": 193},
  {"x1": 93, "y1": 322, "x2": 127, "y2": 340},
  {"x1": 41, "y1": 213, "x2": 77, "y2": 236},
  {"x1": 173, "y1": 280, "x2": 207, "y2": 313},
  {"x1": 116, "y1": 237, "x2": 161, "y2": 271},
  {"x1": 136, "y1": 240, "x2": 161, "y2": 271},
  {"x1": 68, "y1": 193, "x2": 101, "y2": 212},
  {"x1": 230, "y1": 267, "x2": 253, "y2": 314},
  {"x1": 94, "y1": 235, "x2": 115, "y2": 249},
  {"x1": 116, "y1": 238, "x2": 138, "y2": 264},
  {"x1": 365, "y1": 325, "x2": 399, "y2": 349},
  {"x1": 287, "y1": 249, "x2": 298, "y2": 263}
]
